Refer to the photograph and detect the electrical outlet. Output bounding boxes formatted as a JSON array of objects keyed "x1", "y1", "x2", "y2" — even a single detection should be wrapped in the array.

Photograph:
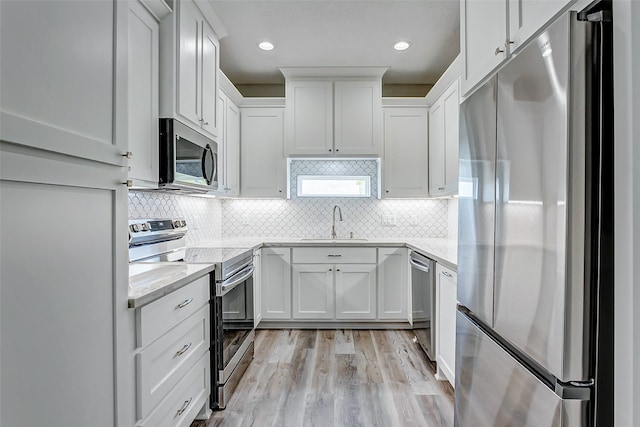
[
  {"x1": 241, "y1": 214, "x2": 250, "y2": 226},
  {"x1": 409, "y1": 215, "x2": 419, "y2": 226},
  {"x1": 381, "y1": 214, "x2": 397, "y2": 226}
]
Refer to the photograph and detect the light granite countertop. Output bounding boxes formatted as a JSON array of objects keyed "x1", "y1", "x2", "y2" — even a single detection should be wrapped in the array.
[
  {"x1": 192, "y1": 237, "x2": 458, "y2": 270},
  {"x1": 128, "y1": 262, "x2": 215, "y2": 308}
]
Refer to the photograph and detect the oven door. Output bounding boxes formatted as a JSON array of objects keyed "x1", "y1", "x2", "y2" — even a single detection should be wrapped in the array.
[
  {"x1": 217, "y1": 264, "x2": 255, "y2": 378},
  {"x1": 159, "y1": 119, "x2": 218, "y2": 192}
]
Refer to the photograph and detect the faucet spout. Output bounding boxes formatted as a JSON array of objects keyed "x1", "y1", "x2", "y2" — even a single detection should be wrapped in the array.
[{"x1": 332, "y1": 205, "x2": 343, "y2": 239}]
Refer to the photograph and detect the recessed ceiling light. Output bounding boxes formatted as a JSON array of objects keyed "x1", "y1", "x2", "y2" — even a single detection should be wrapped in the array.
[
  {"x1": 258, "y1": 41, "x2": 274, "y2": 51},
  {"x1": 393, "y1": 41, "x2": 411, "y2": 51}
]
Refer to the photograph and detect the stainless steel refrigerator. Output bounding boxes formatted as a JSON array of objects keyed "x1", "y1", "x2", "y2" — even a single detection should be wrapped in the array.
[{"x1": 455, "y1": 3, "x2": 613, "y2": 426}]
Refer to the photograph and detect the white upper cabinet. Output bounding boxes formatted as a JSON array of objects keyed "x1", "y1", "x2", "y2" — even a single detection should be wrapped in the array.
[
  {"x1": 128, "y1": 0, "x2": 160, "y2": 188},
  {"x1": 0, "y1": 0, "x2": 126, "y2": 166},
  {"x1": 461, "y1": 0, "x2": 575, "y2": 95},
  {"x1": 285, "y1": 81, "x2": 334, "y2": 155},
  {"x1": 429, "y1": 79, "x2": 459, "y2": 197},
  {"x1": 382, "y1": 107, "x2": 429, "y2": 198},
  {"x1": 214, "y1": 91, "x2": 240, "y2": 196},
  {"x1": 509, "y1": 0, "x2": 575, "y2": 53},
  {"x1": 160, "y1": 0, "x2": 219, "y2": 138},
  {"x1": 334, "y1": 80, "x2": 382, "y2": 156},
  {"x1": 460, "y1": 0, "x2": 508, "y2": 95},
  {"x1": 240, "y1": 107, "x2": 286, "y2": 198},
  {"x1": 284, "y1": 76, "x2": 382, "y2": 157}
]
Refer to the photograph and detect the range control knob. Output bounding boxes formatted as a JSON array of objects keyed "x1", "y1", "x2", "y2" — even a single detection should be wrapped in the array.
[
  {"x1": 142, "y1": 223, "x2": 151, "y2": 231},
  {"x1": 173, "y1": 220, "x2": 181, "y2": 228},
  {"x1": 130, "y1": 223, "x2": 142, "y2": 232}
]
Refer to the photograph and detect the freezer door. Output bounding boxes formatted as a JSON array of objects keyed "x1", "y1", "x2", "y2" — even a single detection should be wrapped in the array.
[
  {"x1": 455, "y1": 311, "x2": 588, "y2": 427},
  {"x1": 494, "y1": 12, "x2": 591, "y2": 382},
  {"x1": 457, "y1": 78, "x2": 496, "y2": 326}
]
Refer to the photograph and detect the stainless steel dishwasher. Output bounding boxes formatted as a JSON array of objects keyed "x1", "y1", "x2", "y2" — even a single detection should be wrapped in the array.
[{"x1": 410, "y1": 251, "x2": 436, "y2": 361}]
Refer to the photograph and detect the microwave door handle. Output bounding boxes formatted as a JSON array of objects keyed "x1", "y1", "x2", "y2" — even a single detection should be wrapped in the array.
[
  {"x1": 211, "y1": 151, "x2": 217, "y2": 184},
  {"x1": 201, "y1": 144, "x2": 214, "y2": 185}
]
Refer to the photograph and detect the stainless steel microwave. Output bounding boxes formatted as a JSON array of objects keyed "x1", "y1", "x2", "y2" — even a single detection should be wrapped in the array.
[{"x1": 159, "y1": 118, "x2": 218, "y2": 193}]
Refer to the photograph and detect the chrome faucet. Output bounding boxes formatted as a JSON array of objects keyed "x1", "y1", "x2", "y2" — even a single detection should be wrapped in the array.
[{"x1": 332, "y1": 205, "x2": 343, "y2": 239}]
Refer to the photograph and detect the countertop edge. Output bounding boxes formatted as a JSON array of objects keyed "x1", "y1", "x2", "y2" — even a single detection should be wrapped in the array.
[{"x1": 128, "y1": 263, "x2": 215, "y2": 309}]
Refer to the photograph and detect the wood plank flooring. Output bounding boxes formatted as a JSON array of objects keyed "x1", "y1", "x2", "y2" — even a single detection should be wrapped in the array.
[{"x1": 192, "y1": 329, "x2": 454, "y2": 427}]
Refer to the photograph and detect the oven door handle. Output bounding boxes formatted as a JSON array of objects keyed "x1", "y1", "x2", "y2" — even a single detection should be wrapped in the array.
[
  {"x1": 218, "y1": 265, "x2": 255, "y2": 296},
  {"x1": 409, "y1": 258, "x2": 431, "y2": 273}
]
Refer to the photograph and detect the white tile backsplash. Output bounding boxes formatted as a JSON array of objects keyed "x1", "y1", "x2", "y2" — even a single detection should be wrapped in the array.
[
  {"x1": 128, "y1": 191, "x2": 222, "y2": 246},
  {"x1": 448, "y1": 198, "x2": 458, "y2": 240},
  {"x1": 220, "y1": 198, "x2": 449, "y2": 239}
]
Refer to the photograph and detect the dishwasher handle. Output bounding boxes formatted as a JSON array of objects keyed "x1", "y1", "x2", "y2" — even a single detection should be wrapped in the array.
[{"x1": 409, "y1": 257, "x2": 431, "y2": 273}]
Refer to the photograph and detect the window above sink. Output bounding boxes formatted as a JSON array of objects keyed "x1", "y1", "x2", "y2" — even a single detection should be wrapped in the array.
[{"x1": 287, "y1": 158, "x2": 380, "y2": 199}]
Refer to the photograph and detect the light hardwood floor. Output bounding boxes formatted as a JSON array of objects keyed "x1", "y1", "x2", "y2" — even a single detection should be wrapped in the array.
[{"x1": 193, "y1": 329, "x2": 454, "y2": 427}]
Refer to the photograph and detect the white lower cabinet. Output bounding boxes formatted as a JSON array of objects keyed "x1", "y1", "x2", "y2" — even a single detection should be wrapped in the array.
[
  {"x1": 261, "y1": 247, "x2": 292, "y2": 320},
  {"x1": 335, "y1": 264, "x2": 377, "y2": 320},
  {"x1": 260, "y1": 246, "x2": 411, "y2": 324},
  {"x1": 436, "y1": 263, "x2": 457, "y2": 387},
  {"x1": 377, "y1": 248, "x2": 409, "y2": 320},
  {"x1": 253, "y1": 250, "x2": 262, "y2": 326},
  {"x1": 293, "y1": 264, "x2": 335, "y2": 319},
  {"x1": 135, "y1": 277, "x2": 211, "y2": 423}
]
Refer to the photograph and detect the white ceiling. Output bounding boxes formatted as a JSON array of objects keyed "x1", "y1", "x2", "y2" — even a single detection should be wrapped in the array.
[{"x1": 208, "y1": 0, "x2": 460, "y2": 86}]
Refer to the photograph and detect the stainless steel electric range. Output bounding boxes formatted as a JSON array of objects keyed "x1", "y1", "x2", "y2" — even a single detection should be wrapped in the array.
[{"x1": 129, "y1": 218, "x2": 255, "y2": 410}]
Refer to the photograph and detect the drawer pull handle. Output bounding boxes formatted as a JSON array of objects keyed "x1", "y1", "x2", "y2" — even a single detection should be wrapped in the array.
[
  {"x1": 176, "y1": 342, "x2": 192, "y2": 357},
  {"x1": 176, "y1": 298, "x2": 193, "y2": 309},
  {"x1": 176, "y1": 397, "x2": 193, "y2": 416},
  {"x1": 442, "y1": 271, "x2": 453, "y2": 278},
  {"x1": 327, "y1": 254, "x2": 342, "y2": 257}
]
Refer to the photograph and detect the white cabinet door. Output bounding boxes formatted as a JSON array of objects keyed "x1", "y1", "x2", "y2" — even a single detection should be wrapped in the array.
[
  {"x1": 461, "y1": 0, "x2": 508, "y2": 95},
  {"x1": 443, "y1": 82, "x2": 460, "y2": 196},
  {"x1": 509, "y1": 0, "x2": 574, "y2": 53},
  {"x1": 428, "y1": 100, "x2": 445, "y2": 194},
  {"x1": 240, "y1": 108, "x2": 286, "y2": 198},
  {"x1": 335, "y1": 264, "x2": 376, "y2": 320},
  {"x1": 334, "y1": 80, "x2": 382, "y2": 156},
  {"x1": 436, "y1": 263, "x2": 457, "y2": 386},
  {"x1": 293, "y1": 264, "x2": 335, "y2": 319},
  {"x1": 285, "y1": 80, "x2": 334, "y2": 156},
  {"x1": 429, "y1": 80, "x2": 459, "y2": 197},
  {"x1": 177, "y1": 0, "x2": 201, "y2": 127},
  {"x1": 261, "y1": 248, "x2": 291, "y2": 320},
  {"x1": 0, "y1": 173, "x2": 130, "y2": 427},
  {"x1": 128, "y1": 0, "x2": 159, "y2": 188},
  {"x1": 224, "y1": 97, "x2": 240, "y2": 196},
  {"x1": 377, "y1": 248, "x2": 408, "y2": 320},
  {"x1": 253, "y1": 250, "x2": 262, "y2": 327},
  {"x1": 0, "y1": 0, "x2": 126, "y2": 166},
  {"x1": 214, "y1": 92, "x2": 239, "y2": 196},
  {"x1": 200, "y1": 19, "x2": 219, "y2": 137},
  {"x1": 383, "y1": 108, "x2": 429, "y2": 198}
]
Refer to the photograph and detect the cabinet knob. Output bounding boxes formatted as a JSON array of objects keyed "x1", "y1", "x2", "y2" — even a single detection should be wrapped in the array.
[
  {"x1": 336, "y1": 269, "x2": 340, "y2": 272},
  {"x1": 203, "y1": 121, "x2": 209, "y2": 126},
  {"x1": 278, "y1": 189, "x2": 283, "y2": 193},
  {"x1": 329, "y1": 268, "x2": 333, "y2": 272},
  {"x1": 329, "y1": 149, "x2": 332, "y2": 152},
  {"x1": 335, "y1": 149, "x2": 339, "y2": 152},
  {"x1": 495, "y1": 46, "x2": 505, "y2": 55},
  {"x1": 506, "y1": 39, "x2": 514, "y2": 46},
  {"x1": 438, "y1": 187, "x2": 445, "y2": 191},
  {"x1": 386, "y1": 190, "x2": 389, "y2": 193},
  {"x1": 122, "y1": 180, "x2": 133, "y2": 187},
  {"x1": 122, "y1": 151, "x2": 133, "y2": 159}
]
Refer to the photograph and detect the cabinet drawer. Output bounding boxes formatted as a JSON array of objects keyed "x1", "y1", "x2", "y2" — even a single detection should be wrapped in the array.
[
  {"x1": 139, "y1": 352, "x2": 210, "y2": 427},
  {"x1": 136, "y1": 306, "x2": 209, "y2": 419},
  {"x1": 293, "y1": 247, "x2": 376, "y2": 264},
  {"x1": 137, "y1": 275, "x2": 210, "y2": 347}
]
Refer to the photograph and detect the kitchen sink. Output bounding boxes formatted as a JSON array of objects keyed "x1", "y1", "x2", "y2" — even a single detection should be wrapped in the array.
[{"x1": 300, "y1": 238, "x2": 369, "y2": 242}]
